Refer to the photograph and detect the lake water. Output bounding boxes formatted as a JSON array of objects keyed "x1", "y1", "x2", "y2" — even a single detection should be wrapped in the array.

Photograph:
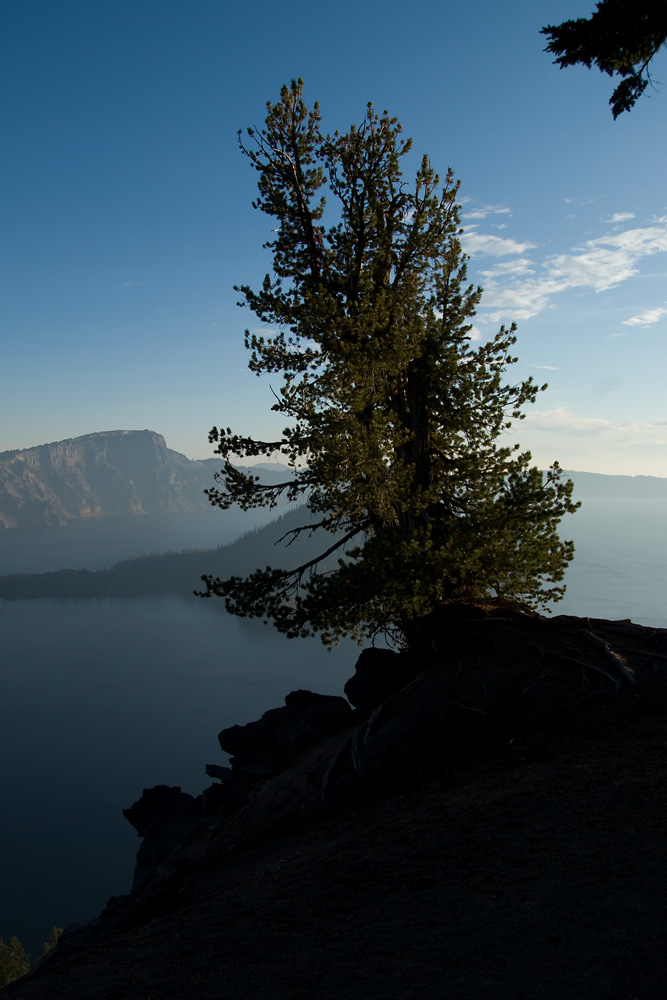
[
  {"x1": 554, "y1": 499, "x2": 667, "y2": 626},
  {"x1": 1, "y1": 499, "x2": 666, "y2": 955},
  {"x1": 0, "y1": 512, "x2": 358, "y2": 954}
]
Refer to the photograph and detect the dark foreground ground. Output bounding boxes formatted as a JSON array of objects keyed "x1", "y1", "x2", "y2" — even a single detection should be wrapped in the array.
[{"x1": 5, "y1": 609, "x2": 667, "y2": 999}]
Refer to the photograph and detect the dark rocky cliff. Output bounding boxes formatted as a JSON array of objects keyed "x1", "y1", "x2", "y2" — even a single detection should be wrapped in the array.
[
  {"x1": 0, "y1": 430, "x2": 222, "y2": 529},
  {"x1": 5, "y1": 606, "x2": 667, "y2": 999}
]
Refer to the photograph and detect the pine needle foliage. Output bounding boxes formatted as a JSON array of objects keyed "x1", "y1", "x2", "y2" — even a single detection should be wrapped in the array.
[
  {"x1": 0, "y1": 936, "x2": 30, "y2": 986},
  {"x1": 40, "y1": 926, "x2": 63, "y2": 959},
  {"x1": 201, "y1": 80, "x2": 578, "y2": 649},
  {"x1": 542, "y1": 1, "x2": 667, "y2": 118}
]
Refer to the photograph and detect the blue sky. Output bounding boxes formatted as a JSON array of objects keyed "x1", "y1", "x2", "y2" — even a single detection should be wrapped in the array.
[{"x1": 2, "y1": 0, "x2": 666, "y2": 475}]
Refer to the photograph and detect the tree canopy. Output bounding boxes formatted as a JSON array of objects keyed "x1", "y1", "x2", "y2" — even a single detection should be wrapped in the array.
[
  {"x1": 201, "y1": 81, "x2": 578, "y2": 650},
  {"x1": 542, "y1": 1, "x2": 667, "y2": 117}
]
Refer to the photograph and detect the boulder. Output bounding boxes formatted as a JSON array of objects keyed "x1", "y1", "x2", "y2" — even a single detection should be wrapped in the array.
[
  {"x1": 218, "y1": 689, "x2": 352, "y2": 777},
  {"x1": 343, "y1": 647, "x2": 416, "y2": 711},
  {"x1": 123, "y1": 786, "x2": 204, "y2": 892}
]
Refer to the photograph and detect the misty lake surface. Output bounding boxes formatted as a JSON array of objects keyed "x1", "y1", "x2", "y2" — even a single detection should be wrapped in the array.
[{"x1": 1, "y1": 499, "x2": 666, "y2": 953}]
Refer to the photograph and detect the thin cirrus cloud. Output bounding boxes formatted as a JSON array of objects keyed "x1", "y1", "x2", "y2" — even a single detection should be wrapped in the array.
[
  {"x1": 461, "y1": 204, "x2": 513, "y2": 221},
  {"x1": 605, "y1": 212, "x2": 636, "y2": 224},
  {"x1": 480, "y1": 258, "x2": 535, "y2": 279},
  {"x1": 461, "y1": 232, "x2": 536, "y2": 257},
  {"x1": 622, "y1": 306, "x2": 667, "y2": 327},
  {"x1": 464, "y1": 217, "x2": 667, "y2": 323},
  {"x1": 523, "y1": 406, "x2": 613, "y2": 433}
]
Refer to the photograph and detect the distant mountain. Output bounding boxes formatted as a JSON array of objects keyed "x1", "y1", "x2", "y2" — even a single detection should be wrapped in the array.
[
  {"x1": 564, "y1": 470, "x2": 667, "y2": 498},
  {"x1": 0, "y1": 430, "x2": 292, "y2": 530}
]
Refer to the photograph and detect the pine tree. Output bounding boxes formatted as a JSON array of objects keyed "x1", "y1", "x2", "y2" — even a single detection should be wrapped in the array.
[
  {"x1": 201, "y1": 80, "x2": 578, "y2": 649},
  {"x1": 0, "y1": 936, "x2": 30, "y2": 987},
  {"x1": 40, "y1": 925, "x2": 63, "y2": 959}
]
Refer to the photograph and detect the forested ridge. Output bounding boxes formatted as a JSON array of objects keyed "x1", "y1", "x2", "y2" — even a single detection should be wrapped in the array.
[{"x1": 0, "y1": 506, "x2": 321, "y2": 601}]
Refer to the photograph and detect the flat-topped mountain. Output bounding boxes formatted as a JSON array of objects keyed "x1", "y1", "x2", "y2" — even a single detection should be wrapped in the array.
[
  {"x1": 0, "y1": 430, "x2": 292, "y2": 530},
  {"x1": 0, "y1": 430, "x2": 224, "y2": 529}
]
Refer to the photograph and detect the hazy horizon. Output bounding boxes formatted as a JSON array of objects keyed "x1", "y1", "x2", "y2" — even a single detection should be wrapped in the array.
[{"x1": 3, "y1": 427, "x2": 667, "y2": 483}]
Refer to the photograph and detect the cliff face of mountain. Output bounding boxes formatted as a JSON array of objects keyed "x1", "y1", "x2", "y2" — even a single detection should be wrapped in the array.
[{"x1": 0, "y1": 430, "x2": 223, "y2": 529}]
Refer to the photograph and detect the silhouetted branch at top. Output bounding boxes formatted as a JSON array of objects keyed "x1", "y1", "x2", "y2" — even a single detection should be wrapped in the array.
[{"x1": 542, "y1": 1, "x2": 667, "y2": 117}]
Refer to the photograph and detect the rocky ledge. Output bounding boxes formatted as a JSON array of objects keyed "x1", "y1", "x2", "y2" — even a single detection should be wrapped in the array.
[{"x1": 5, "y1": 605, "x2": 667, "y2": 999}]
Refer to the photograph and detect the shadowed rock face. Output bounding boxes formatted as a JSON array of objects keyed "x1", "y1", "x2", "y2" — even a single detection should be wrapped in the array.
[
  {"x1": 0, "y1": 430, "x2": 221, "y2": 528},
  {"x1": 218, "y1": 689, "x2": 353, "y2": 778}
]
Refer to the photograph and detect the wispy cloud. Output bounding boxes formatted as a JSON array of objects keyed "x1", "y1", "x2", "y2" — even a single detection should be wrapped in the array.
[
  {"x1": 534, "y1": 365, "x2": 561, "y2": 370},
  {"x1": 622, "y1": 306, "x2": 667, "y2": 326},
  {"x1": 477, "y1": 283, "x2": 556, "y2": 322},
  {"x1": 600, "y1": 225, "x2": 667, "y2": 256},
  {"x1": 523, "y1": 406, "x2": 613, "y2": 433},
  {"x1": 544, "y1": 245, "x2": 636, "y2": 292},
  {"x1": 479, "y1": 258, "x2": 535, "y2": 279},
  {"x1": 466, "y1": 219, "x2": 667, "y2": 323},
  {"x1": 461, "y1": 204, "x2": 512, "y2": 221},
  {"x1": 605, "y1": 212, "x2": 635, "y2": 224},
  {"x1": 461, "y1": 233, "x2": 536, "y2": 257}
]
